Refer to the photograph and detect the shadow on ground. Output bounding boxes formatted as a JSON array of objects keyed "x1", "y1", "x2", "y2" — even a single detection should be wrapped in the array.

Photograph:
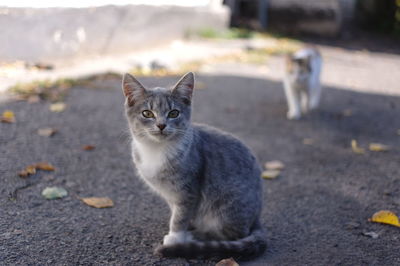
[{"x1": 0, "y1": 74, "x2": 399, "y2": 265}]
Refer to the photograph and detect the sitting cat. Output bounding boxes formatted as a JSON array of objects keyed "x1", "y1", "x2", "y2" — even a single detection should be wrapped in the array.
[
  {"x1": 122, "y1": 72, "x2": 266, "y2": 260},
  {"x1": 283, "y1": 47, "x2": 323, "y2": 120}
]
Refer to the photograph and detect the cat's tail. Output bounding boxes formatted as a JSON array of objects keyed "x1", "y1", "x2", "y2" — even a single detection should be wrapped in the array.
[{"x1": 154, "y1": 225, "x2": 267, "y2": 260}]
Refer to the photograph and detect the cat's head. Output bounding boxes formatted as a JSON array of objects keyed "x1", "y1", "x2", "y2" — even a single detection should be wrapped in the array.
[
  {"x1": 286, "y1": 53, "x2": 311, "y2": 82},
  {"x1": 122, "y1": 72, "x2": 194, "y2": 143}
]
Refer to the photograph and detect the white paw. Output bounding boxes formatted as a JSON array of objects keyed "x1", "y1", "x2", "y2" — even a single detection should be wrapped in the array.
[
  {"x1": 163, "y1": 231, "x2": 193, "y2": 246},
  {"x1": 287, "y1": 112, "x2": 301, "y2": 120}
]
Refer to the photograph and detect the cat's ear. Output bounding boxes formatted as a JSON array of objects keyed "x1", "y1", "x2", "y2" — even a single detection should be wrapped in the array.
[
  {"x1": 172, "y1": 72, "x2": 194, "y2": 105},
  {"x1": 122, "y1": 73, "x2": 146, "y2": 107}
]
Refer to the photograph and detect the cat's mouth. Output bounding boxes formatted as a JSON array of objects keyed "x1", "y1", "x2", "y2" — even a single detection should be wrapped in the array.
[{"x1": 149, "y1": 130, "x2": 171, "y2": 139}]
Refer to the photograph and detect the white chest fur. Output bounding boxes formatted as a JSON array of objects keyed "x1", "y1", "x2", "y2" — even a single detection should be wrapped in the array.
[{"x1": 132, "y1": 139, "x2": 168, "y2": 179}]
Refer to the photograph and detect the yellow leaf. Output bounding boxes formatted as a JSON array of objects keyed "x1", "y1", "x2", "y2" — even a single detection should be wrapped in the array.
[
  {"x1": 1, "y1": 110, "x2": 16, "y2": 123},
  {"x1": 265, "y1": 160, "x2": 285, "y2": 170},
  {"x1": 37, "y1": 128, "x2": 57, "y2": 137},
  {"x1": 49, "y1": 102, "x2": 66, "y2": 112},
  {"x1": 369, "y1": 143, "x2": 390, "y2": 152},
  {"x1": 261, "y1": 170, "x2": 280, "y2": 179},
  {"x1": 81, "y1": 197, "x2": 114, "y2": 208},
  {"x1": 216, "y1": 258, "x2": 239, "y2": 266},
  {"x1": 18, "y1": 165, "x2": 36, "y2": 177},
  {"x1": 369, "y1": 210, "x2": 400, "y2": 227},
  {"x1": 35, "y1": 162, "x2": 56, "y2": 171},
  {"x1": 351, "y1": 140, "x2": 365, "y2": 154}
]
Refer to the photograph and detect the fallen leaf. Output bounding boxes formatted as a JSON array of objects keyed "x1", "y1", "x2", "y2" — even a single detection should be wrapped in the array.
[
  {"x1": 42, "y1": 186, "x2": 68, "y2": 199},
  {"x1": 363, "y1": 231, "x2": 379, "y2": 239},
  {"x1": 49, "y1": 102, "x2": 66, "y2": 112},
  {"x1": 82, "y1": 145, "x2": 95, "y2": 151},
  {"x1": 81, "y1": 197, "x2": 114, "y2": 208},
  {"x1": 37, "y1": 128, "x2": 57, "y2": 137},
  {"x1": 369, "y1": 210, "x2": 400, "y2": 227},
  {"x1": 303, "y1": 138, "x2": 314, "y2": 145},
  {"x1": 35, "y1": 162, "x2": 55, "y2": 171},
  {"x1": 216, "y1": 258, "x2": 239, "y2": 266},
  {"x1": 1, "y1": 110, "x2": 16, "y2": 123},
  {"x1": 351, "y1": 140, "x2": 365, "y2": 154},
  {"x1": 369, "y1": 143, "x2": 390, "y2": 152},
  {"x1": 261, "y1": 170, "x2": 280, "y2": 179},
  {"x1": 18, "y1": 165, "x2": 36, "y2": 177},
  {"x1": 265, "y1": 160, "x2": 285, "y2": 170}
]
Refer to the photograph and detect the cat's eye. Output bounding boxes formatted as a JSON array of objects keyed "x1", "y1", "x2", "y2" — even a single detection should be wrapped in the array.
[
  {"x1": 168, "y1": 109, "x2": 180, "y2": 118},
  {"x1": 142, "y1": 110, "x2": 154, "y2": 118}
]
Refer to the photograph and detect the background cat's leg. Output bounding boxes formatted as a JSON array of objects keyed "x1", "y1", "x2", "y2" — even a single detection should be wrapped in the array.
[
  {"x1": 309, "y1": 59, "x2": 322, "y2": 110},
  {"x1": 163, "y1": 201, "x2": 196, "y2": 245},
  {"x1": 284, "y1": 81, "x2": 301, "y2": 119},
  {"x1": 300, "y1": 90, "x2": 309, "y2": 114},
  {"x1": 309, "y1": 81, "x2": 322, "y2": 110}
]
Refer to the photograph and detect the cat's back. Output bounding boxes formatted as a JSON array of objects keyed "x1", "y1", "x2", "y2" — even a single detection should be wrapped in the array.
[{"x1": 192, "y1": 123, "x2": 259, "y2": 171}]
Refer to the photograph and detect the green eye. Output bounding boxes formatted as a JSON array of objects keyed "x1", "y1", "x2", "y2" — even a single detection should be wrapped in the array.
[
  {"x1": 142, "y1": 110, "x2": 154, "y2": 118},
  {"x1": 168, "y1": 109, "x2": 179, "y2": 118}
]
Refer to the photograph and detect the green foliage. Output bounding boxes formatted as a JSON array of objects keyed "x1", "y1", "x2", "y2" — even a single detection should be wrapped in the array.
[{"x1": 195, "y1": 27, "x2": 255, "y2": 39}]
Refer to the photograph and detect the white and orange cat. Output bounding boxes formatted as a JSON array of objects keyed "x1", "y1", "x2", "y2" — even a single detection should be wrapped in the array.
[{"x1": 283, "y1": 47, "x2": 323, "y2": 120}]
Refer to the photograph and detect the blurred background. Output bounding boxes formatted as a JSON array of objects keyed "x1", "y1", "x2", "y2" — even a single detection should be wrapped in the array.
[
  {"x1": 1, "y1": 2, "x2": 400, "y2": 265},
  {"x1": 0, "y1": 0, "x2": 399, "y2": 97}
]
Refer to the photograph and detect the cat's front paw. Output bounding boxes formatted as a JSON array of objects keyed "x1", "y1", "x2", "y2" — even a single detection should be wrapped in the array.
[{"x1": 163, "y1": 231, "x2": 193, "y2": 246}]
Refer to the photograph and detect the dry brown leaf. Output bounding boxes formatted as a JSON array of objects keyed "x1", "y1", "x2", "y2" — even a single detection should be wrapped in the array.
[
  {"x1": 37, "y1": 128, "x2": 58, "y2": 137},
  {"x1": 216, "y1": 258, "x2": 239, "y2": 266},
  {"x1": 369, "y1": 210, "x2": 400, "y2": 227},
  {"x1": 261, "y1": 170, "x2": 280, "y2": 179},
  {"x1": 1, "y1": 110, "x2": 16, "y2": 123},
  {"x1": 303, "y1": 138, "x2": 314, "y2": 145},
  {"x1": 18, "y1": 165, "x2": 36, "y2": 177},
  {"x1": 265, "y1": 160, "x2": 285, "y2": 170},
  {"x1": 49, "y1": 102, "x2": 66, "y2": 112},
  {"x1": 35, "y1": 162, "x2": 56, "y2": 171},
  {"x1": 369, "y1": 143, "x2": 390, "y2": 152},
  {"x1": 82, "y1": 145, "x2": 95, "y2": 151},
  {"x1": 81, "y1": 197, "x2": 114, "y2": 208},
  {"x1": 351, "y1": 140, "x2": 365, "y2": 154}
]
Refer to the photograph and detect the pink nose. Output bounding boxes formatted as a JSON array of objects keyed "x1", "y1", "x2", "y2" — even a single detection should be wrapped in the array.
[{"x1": 157, "y1": 124, "x2": 166, "y2": 131}]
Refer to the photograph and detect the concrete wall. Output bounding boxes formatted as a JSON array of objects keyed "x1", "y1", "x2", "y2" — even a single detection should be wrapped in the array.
[{"x1": 0, "y1": 4, "x2": 229, "y2": 63}]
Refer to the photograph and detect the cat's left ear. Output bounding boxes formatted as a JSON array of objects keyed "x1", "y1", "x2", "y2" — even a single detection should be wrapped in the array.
[
  {"x1": 122, "y1": 73, "x2": 146, "y2": 107},
  {"x1": 172, "y1": 72, "x2": 194, "y2": 105}
]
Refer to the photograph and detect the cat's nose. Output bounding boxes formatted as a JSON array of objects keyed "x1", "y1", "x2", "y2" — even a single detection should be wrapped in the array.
[{"x1": 157, "y1": 124, "x2": 166, "y2": 131}]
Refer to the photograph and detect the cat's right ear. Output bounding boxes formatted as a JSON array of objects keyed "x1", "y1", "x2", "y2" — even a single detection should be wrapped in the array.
[{"x1": 122, "y1": 73, "x2": 146, "y2": 107}]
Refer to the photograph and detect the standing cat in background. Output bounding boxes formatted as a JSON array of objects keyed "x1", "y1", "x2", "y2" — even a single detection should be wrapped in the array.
[
  {"x1": 283, "y1": 47, "x2": 323, "y2": 120},
  {"x1": 122, "y1": 72, "x2": 266, "y2": 260}
]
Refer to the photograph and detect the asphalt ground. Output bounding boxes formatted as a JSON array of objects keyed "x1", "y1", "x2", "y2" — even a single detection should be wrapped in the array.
[{"x1": 1, "y1": 74, "x2": 399, "y2": 265}]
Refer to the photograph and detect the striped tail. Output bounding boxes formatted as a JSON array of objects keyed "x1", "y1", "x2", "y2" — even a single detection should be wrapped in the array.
[{"x1": 154, "y1": 227, "x2": 266, "y2": 260}]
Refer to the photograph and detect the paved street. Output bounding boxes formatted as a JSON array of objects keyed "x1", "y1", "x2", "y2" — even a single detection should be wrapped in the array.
[{"x1": 1, "y1": 74, "x2": 399, "y2": 265}]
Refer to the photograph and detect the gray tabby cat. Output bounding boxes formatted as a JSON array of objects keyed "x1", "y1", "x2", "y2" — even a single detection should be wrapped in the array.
[
  {"x1": 284, "y1": 47, "x2": 322, "y2": 120},
  {"x1": 122, "y1": 72, "x2": 266, "y2": 260}
]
